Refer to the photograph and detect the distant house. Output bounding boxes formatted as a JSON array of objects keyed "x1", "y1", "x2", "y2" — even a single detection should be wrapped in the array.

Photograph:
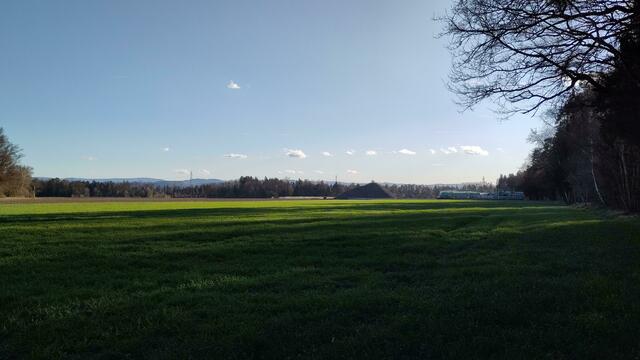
[
  {"x1": 437, "y1": 191, "x2": 486, "y2": 200},
  {"x1": 336, "y1": 182, "x2": 395, "y2": 200},
  {"x1": 437, "y1": 190, "x2": 525, "y2": 200}
]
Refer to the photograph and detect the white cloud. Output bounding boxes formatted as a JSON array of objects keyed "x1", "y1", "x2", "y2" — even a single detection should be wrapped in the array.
[
  {"x1": 224, "y1": 153, "x2": 248, "y2": 159},
  {"x1": 163, "y1": 147, "x2": 170, "y2": 152},
  {"x1": 81, "y1": 155, "x2": 97, "y2": 161},
  {"x1": 200, "y1": 169, "x2": 211, "y2": 176},
  {"x1": 174, "y1": 169, "x2": 190, "y2": 176},
  {"x1": 460, "y1": 145, "x2": 489, "y2": 156},
  {"x1": 285, "y1": 148, "x2": 307, "y2": 159},
  {"x1": 347, "y1": 169, "x2": 358, "y2": 174},
  {"x1": 397, "y1": 149, "x2": 416, "y2": 155},
  {"x1": 281, "y1": 169, "x2": 303, "y2": 175},
  {"x1": 314, "y1": 170, "x2": 324, "y2": 174},
  {"x1": 345, "y1": 150, "x2": 355, "y2": 155},
  {"x1": 365, "y1": 150, "x2": 377, "y2": 156},
  {"x1": 322, "y1": 151, "x2": 333, "y2": 157},
  {"x1": 226, "y1": 80, "x2": 241, "y2": 90},
  {"x1": 429, "y1": 149, "x2": 437, "y2": 154},
  {"x1": 435, "y1": 145, "x2": 489, "y2": 156},
  {"x1": 496, "y1": 147, "x2": 505, "y2": 152}
]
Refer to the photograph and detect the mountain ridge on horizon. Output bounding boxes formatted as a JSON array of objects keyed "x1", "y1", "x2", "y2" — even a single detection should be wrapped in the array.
[{"x1": 34, "y1": 177, "x2": 225, "y2": 188}]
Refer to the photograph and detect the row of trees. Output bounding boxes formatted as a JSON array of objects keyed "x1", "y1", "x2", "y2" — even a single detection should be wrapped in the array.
[
  {"x1": 446, "y1": 0, "x2": 640, "y2": 211},
  {"x1": 160, "y1": 177, "x2": 345, "y2": 198},
  {"x1": 0, "y1": 128, "x2": 32, "y2": 197},
  {"x1": 517, "y1": 75, "x2": 640, "y2": 210},
  {"x1": 34, "y1": 178, "x2": 158, "y2": 198},
  {"x1": 31, "y1": 177, "x2": 348, "y2": 198},
  {"x1": 32, "y1": 177, "x2": 496, "y2": 199}
]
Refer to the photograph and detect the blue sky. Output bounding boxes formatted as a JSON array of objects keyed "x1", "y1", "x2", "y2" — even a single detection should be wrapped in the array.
[{"x1": 0, "y1": 0, "x2": 539, "y2": 184}]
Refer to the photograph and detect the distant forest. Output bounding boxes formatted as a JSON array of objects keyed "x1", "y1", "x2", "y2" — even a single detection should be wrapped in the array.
[{"x1": 30, "y1": 177, "x2": 495, "y2": 199}]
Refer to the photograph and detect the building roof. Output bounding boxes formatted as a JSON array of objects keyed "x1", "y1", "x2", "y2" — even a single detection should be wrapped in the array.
[{"x1": 335, "y1": 182, "x2": 394, "y2": 199}]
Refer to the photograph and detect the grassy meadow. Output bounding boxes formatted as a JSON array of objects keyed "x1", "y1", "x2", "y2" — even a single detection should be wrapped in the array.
[{"x1": 1, "y1": 199, "x2": 639, "y2": 359}]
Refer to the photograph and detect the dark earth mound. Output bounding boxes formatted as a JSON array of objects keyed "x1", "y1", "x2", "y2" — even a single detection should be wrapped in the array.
[{"x1": 336, "y1": 182, "x2": 394, "y2": 199}]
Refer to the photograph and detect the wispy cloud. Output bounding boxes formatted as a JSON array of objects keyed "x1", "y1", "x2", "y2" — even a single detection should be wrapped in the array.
[
  {"x1": 174, "y1": 169, "x2": 190, "y2": 176},
  {"x1": 314, "y1": 170, "x2": 324, "y2": 174},
  {"x1": 280, "y1": 169, "x2": 304, "y2": 175},
  {"x1": 347, "y1": 169, "x2": 358, "y2": 174},
  {"x1": 397, "y1": 149, "x2": 416, "y2": 155},
  {"x1": 200, "y1": 169, "x2": 211, "y2": 176},
  {"x1": 322, "y1": 151, "x2": 333, "y2": 157},
  {"x1": 435, "y1": 146, "x2": 489, "y2": 156},
  {"x1": 345, "y1": 150, "x2": 355, "y2": 156},
  {"x1": 285, "y1": 148, "x2": 307, "y2": 159},
  {"x1": 429, "y1": 149, "x2": 437, "y2": 154},
  {"x1": 226, "y1": 80, "x2": 241, "y2": 90},
  {"x1": 366, "y1": 150, "x2": 377, "y2": 156},
  {"x1": 496, "y1": 147, "x2": 504, "y2": 152},
  {"x1": 81, "y1": 155, "x2": 97, "y2": 161},
  {"x1": 460, "y1": 145, "x2": 489, "y2": 156},
  {"x1": 224, "y1": 153, "x2": 248, "y2": 159},
  {"x1": 163, "y1": 147, "x2": 171, "y2": 152}
]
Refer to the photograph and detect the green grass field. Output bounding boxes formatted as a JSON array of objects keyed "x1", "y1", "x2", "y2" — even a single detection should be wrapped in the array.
[{"x1": 1, "y1": 200, "x2": 639, "y2": 359}]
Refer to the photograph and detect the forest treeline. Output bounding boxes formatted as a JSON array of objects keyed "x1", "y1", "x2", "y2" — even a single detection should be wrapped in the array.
[
  {"x1": 448, "y1": 0, "x2": 640, "y2": 212},
  {"x1": 496, "y1": 78, "x2": 640, "y2": 211},
  {"x1": 30, "y1": 177, "x2": 495, "y2": 199}
]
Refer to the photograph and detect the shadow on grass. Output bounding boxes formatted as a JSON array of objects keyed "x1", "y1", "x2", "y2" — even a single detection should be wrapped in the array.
[
  {"x1": 0, "y1": 200, "x2": 569, "y2": 224},
  {"x1": 2, "y1": 201, "x2": 639, "y2": 359}
]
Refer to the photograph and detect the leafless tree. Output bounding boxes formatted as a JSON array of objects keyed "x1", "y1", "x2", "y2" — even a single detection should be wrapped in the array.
[
  {"x1": 0, "y1": 128, "x2": 32, "y2": 197},
  {"x1": 442, "y1": 0, "x2": 639, "y2": 114}
]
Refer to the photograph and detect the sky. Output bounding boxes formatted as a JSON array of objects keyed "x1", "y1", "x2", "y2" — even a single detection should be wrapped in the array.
[{"x1": 0, "y1": 0, "x2": 541, "y2": 184}]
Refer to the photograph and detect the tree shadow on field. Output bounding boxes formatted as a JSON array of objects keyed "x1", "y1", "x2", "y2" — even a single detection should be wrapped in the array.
[
  {"x1": 0, "y1": 200, "x2": 567, "y2": 225},
  {"x1": 2, "y1": 201, "x2": 639, "y2": 359}
]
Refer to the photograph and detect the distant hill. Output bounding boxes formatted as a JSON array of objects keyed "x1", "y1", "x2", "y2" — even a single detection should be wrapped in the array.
[{"x1": 35, "y1": 177, "x2": 225, "y2": 188}]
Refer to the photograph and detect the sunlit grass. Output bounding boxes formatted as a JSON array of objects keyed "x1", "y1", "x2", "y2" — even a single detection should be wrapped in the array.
[{"x1": 1, "y1": 200, "x2": 639, "y2": 359}]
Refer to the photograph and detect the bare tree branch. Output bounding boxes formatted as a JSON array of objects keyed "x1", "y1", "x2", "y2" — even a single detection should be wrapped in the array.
[{"x1": 440, "y1": 0, "x2": 639, "y2": 115}]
